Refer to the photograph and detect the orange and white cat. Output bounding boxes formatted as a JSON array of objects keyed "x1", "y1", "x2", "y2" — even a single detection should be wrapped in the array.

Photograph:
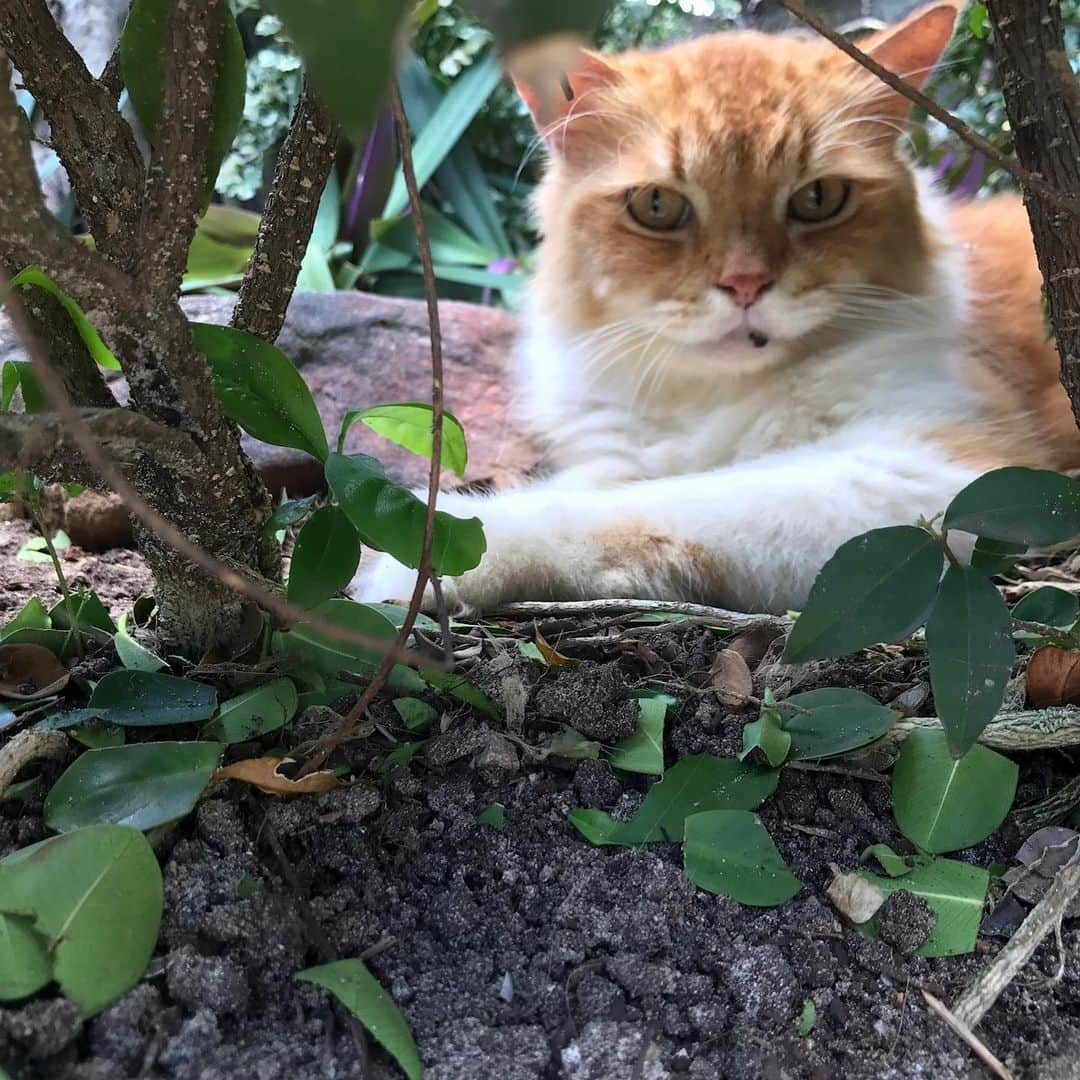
[{"x1": 356, "y1": 2, "x2": 1078, "y2": 615}]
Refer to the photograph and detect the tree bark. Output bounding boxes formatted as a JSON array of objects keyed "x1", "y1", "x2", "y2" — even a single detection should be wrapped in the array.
[{"x1": 985, "y1": 0, "x2": 1080, "y2": 428}]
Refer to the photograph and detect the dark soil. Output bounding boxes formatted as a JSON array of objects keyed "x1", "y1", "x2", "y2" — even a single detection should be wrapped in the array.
[{"x1": 3, "y1": 525, "x2": 1080, "y2": 1080}]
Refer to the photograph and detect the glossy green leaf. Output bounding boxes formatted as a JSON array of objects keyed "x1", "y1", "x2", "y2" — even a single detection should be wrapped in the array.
[
  {"x1": 607, "y1": 696, "x2": 668, "y2": 774},
  {"x1": 297, "y1": 958, "x2": 421, "y2": 1080},
  {"x1": 797, "y1": 1000, "x2": 816, "y2": 1037},
  {"x1": 326, "y1": 452, "x2": 486, "y2": 576},
  {"x1": 183, "y1": 205, "x2": 259, "y2": 290},
  {"x1": 739, "y1": 705, "x2": 791, "y2": 768},
  {"x1": 264, "y1": 494, "x2": 321, "y2": 536},
  {"x1": 44, "y1": 742, "x2": 224, "y2": 832},
  {"x1": 365, "y1": 207, "x2": 499, "y2": 271},
  {"x1": 1012, "y1": 586, "x2": 1079, "y2": 629},
  {"x1": 71, "y1": 724, "x2": 125, "y2": 749},
  {"x1": 569, "y1": 755, "x2": 779, "y2": 847},
  {"x1": 114, "y1": 612, "x2": 166, "y2": 673},
  {"x1": 776, "y1": 688, "x2": 896, "y2": 760},
  {"x1": 375, "y1": 740, "x2": 427, "y2": 775},
  {"x1": 925, "y1": 565, "x2": 1015, "y2": 757},
  {"x1": 365, "y1": 603, "x2": 439, "y2": 633},
  {"x1": 860, "y1": 857, "x2": 989, "y2": 957},
  {"x1": 39, "y1": 670, "x2": 217, "y2": 730},
  {"x1": 1, "y1": 360, "x2": 45, "y2": 412},
  {"x1": 419, "y1": 669, "x2": 499, "y2": 719},
  {"x1": 892, "y1": 730, "x2": 1018, "y2": 853},
  {"x1": 860, "y1": 844, "x2": 915, "y2": 878},
  {"x1": 943, "y1": 467, "x2": 1080, "y2": 545},
  {"x1": 191, "y1": 323, "x2": 329, "y2": 462},
  {"x1": 10, "y1": 267, "x2": 120, "y2": 369},
  {"x1": 50, "y1": 590, "x2": 116, "y2": 640},
  {"x1": 1, "y1": 597, "x2": 50, "y2": 640},
  {"x1": 272, "y1": 598, "x2": 399, "y2": 678},
  {"x1": 783, "y1": 526, "x2": 943, "y2": 662},
  {"x1": 970, "y1": 536, "x2": 1026, "y2": 577},
  {"x1": 0, "y1": 826, "x2": 163, "y2": 1015},
  {"x1": 338, "y1": 403, "x2": 469, "y2": 477},
  {"x1": 392, "y1": 696, "x2": 438, "y2": 733},
  {"x1": 265, "y1": 0, "x2": 409, "y2": 143},
  {"x1": 203, "y1": 679, "x2": 298, "y2": 743},
  {"x1": 0, "y1": 913, "x2": 51, "y2": 1001},
  {"x1": 466, "y1": 0, "x2": 608, "y2": 49},
  {"x1": 119, "y1": 0, "x2": 246, "y2": 198},
  {"x1": 683, "y1": 810, "x2": 801, "y2": 907},
  {"x1": 477, "y1": 803, "x2": 505, "y2": 830},
  {"x1": 287, "y1": 506, "x2": 361, "y2": 611}
]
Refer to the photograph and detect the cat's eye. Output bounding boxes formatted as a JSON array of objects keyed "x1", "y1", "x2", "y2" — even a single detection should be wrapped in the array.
[
  {"x1": 626, "y1": 186, "x2": 692, "y2": 231},
  {"x1": 787, "y1": 179, "x2": 852, "y2": 224}
]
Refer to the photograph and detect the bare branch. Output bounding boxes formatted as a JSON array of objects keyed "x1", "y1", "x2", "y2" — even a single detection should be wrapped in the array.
[
  {"x1": 231, "y1": 82, "x2": 339, "y2": 342},
  {"x1": 138, "y1": 0, "x2": 226, "y2": 297},
  {"x1": 772, "y1": 0, "x2": 1080, "y2": 219},
  {"x1": 0, "y1": 0, "x2": 144, "y2": 263}
]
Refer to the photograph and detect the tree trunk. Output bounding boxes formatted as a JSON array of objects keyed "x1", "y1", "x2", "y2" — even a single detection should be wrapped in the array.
[{"x1": 985, "y1": 0, "x2": 1080, "y2": 429}]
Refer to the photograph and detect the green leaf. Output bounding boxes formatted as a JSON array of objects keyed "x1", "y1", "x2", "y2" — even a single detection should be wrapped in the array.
[
  {"x1": 263, "y1": 494, "x2": 321, "y2": 536},
  {"x1": 383, "y1": 52, "x2": 503, "y2": 219},
  {"x1": 183, "y1": 206, "x2": 259, "y2": 290},
  {"x1": 683, "y1": 810, "x2": 801, "y2": 907},
  {"x1": 296, "y1": 958, "x2": 421, "y2": 1080},
  {"x1": 272, "y1": 598, "x2": 399, "y2": 678},
  {"x1": 464, "y1": 0, "x2": 608, "y2": 51},
  {"x1": 375, "y1": 740, "x2": 427, "y2": 775},
  {"x1": 783, "y1": 526, "x2": 943, "y2": 662},
  {"x1": 119, "y1": 0, "x2": 246, "y2": 199},
  {"x1": 265, "y1": 0, "x2": 409, "y2": 144},
  {"x1": 392, "y1": 696, "x2": 438, "y2": 733},
  {"x1": 203, "y1": 679, "x2": 298, "y2": 743},
  {"x1": 607, "y1": 696, "x2": 668, "y2": 775},
  {"x1": 860, "y1": 844, "x2": 914, "y2": 878},
  {"x1": 892, "y1": 730, "x2": 1018, "y2": 853},
  {"x1": 925, "y1": 565, "x2": 1015, "y2": 757},
  {"x1": 0, "y1": 825, "x2": 163, "y2": 1015},
  {"x1": 943, "y1": 468, "x2": 1080, "y2": 546},
  {"x1": 419, "y1": 669, "x2": 499, "y2": 719},
  {"x1": 50, "y1": 589, "x2": 116, "y2": 640},
  {"x1": 287, "y1": 506, "x2": 361, "y2": 611},
  {"x1": 39, "y1": 670, "x2": 217, "y2": 730},
  {"x1": 191, "y1": 323, "x2": 328, "y2": 462},
  {"x1": 365, "y1": 207, "x2": 499, "y2": 270},
  {"x1": 1, "y1": 597, "x2": 50, "y2": 640},
  {"x1": 43, "y1": 742, "x2": 224, "y2": 832},
  {"x1": 970, "y1": 537, "x2": 1026, "y2": 577},
  {"x1": 71, "y1": 724, "x2": 125, "y2": 749},
  {"x1": 859, "y1": 857, "x2": 989, "y2": 957},
  {"x1": 1, "y1": 360, "x2": 45, "y2": 412},
  {"x1": 338, "y1": 403, "x2": 468, "y2": 477},
  {"x1": 1013, "y1": 587, "x2": 1079, "y2": 629},
  {"x1": 569, "y1": 755, "x2": 779, "y2": 847},
  {"x1": 477, "y1": 803, "x2": 505, "y2": 830},
  {"x1": 365, "y1": 602, "x2": 440, "y2": 633},
  {"x1": 10, "y1": 267, "x2": 120, "y2": 370},
  {"x1": 775, "y1": 688, "x2": 896, "y2": 760},
  {"x1": 326, "y1": 452, "x2": 486, "y2": 577},
  {"x1": 968, "y1": 2, "x2": 988, "y2": 37},
  {"x1": 0, "y1": 912, "x2": 52, "y2": 1002},
  {"x1": 797, "y1": 1000, "x2": 816, "y2": 1038},
  {"x1": 739, "y1": 705, "x2": 791, "y2": 769},
  {"x1": 114, "y1": 613, "x2": 167, "y2": 673}
]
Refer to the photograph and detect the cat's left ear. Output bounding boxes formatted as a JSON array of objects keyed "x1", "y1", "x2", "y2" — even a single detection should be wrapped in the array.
[{"x1": 859, "y1": 1, "x2": 962, "y2": 112}]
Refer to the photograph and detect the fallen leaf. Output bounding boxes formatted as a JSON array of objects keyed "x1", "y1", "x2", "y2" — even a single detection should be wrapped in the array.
[
  {"x1": 826, "y1": 867, "x2": 886, "y2": 925},
  {"x1": 1026, "y1": 645, "x2": 1080, "y2": 706},
  {"x1": 726, "y1": 627, "x2": 783, "y2": 669},
  {"x1": 1004, "y1": 826, "x2": 1080, "y2": 917},
  {"x1": 214, "y1": 757, "x2": 343, "y2": 796},
  {"x1": 710, "y1": 648, "x2": 753, "y2": 708},
  {"x1": 0, "y1": 643, "x2": 69, "y2": 700},
  {"x1": 535, "y1": 631, "x2": 578, "y2": 668}
]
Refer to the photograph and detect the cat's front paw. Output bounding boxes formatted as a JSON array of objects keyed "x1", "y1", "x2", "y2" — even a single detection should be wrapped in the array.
[{"x1": 351, "y1": 551, "x2": 432, "y2": 609}]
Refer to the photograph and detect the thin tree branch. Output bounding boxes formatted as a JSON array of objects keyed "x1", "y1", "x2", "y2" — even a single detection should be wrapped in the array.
[
  {"x1": 0, "y1": 0, "x2": 145, "y2": 264},
  {"x1": 231, "y1": 81, "x2": 339, "y2": 342},
  {"x1": 772, "y1": 0, "x2": 1080, "y2": 219},
  {"x1": 921, "y1": 991, "x2": 1012, "y2": 1080}
]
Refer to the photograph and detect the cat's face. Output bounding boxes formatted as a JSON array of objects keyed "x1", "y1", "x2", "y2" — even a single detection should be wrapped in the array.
[{"x1": 520, "y1": 3, "x2": 961, "y2": 379}]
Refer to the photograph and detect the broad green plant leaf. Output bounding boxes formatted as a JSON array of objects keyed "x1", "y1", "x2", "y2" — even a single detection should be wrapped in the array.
[
  {"x1": 263, "y1": 494, "x2": 320, "y2": 535},
  {"x1": 465, "y1": 0, "x2": 608, "y2": 50},
  {"x1": 71, "y1": 725, "x2": 125, "y2": 749},
  {"x1": 1, "y1": 597, "x2": 50, "y2": 640},
  {"x1": 1013, "y1": 587, "x2": 1079, "y2": 629},
  {"x1": 265, "y1": 0, "x2": 409, "y2": 144},
  {"x1": 1, "y1": 360, "x2": 45, "y2": 412},
  {"x1": 9, "y1": 267, "x2": 120, "y2": 369},
  {"x1": 44, "y1": 742, "x2": 224, "y2": 832},
  {"x1": 569, "y1": 755, "x2": 779, "y2": 847},
  {"x1": 775, "y1": 688, "x2": 896, "y2": 760},
  {"x1": 943, "y1": 467, "x2": 1080, "y2": 545},
  {"x1": 739, "y1": 705, "x2": 791, "y2": 768},
  {"x1": 970, "y1": 537, "x2": 1026, "y2": 577},
  {"x1": 191, "y1": 323, "x2": 329, "y2": 462},
  {"x1": 477, "y1": 803, "x2": 505, "y2": 829},
  {"x1": 420, "y1": 669, "x2": 499, "y2": 719},
  {"x1": 114, "y1": 613, "x2": 166, "y2": 673},
  {"x1": 0, "y1": 913, "x2": 51, "y2": 1001},
  {"x1": 51, "y1": 590, "x2": 116, "y2": 642},
  {"x1": 376, "y1": 740, "x2": 427, "y2": 774},
  {"x1": 297, "y1": 958, "x2": 422, "y2": 1080},
  {"x1": 392, "y1": 696, "x2": 438, "y2": 733},
  {"x1": 287, "y1": 506, "x2": 362, "y2": 611},
  {"x1": 859, "y1": 857, "x2": 989, "y2": 957},
  {"x1": 183, "y1": 205, "x2": 260, "y2": 291},
  {"x1": 783, "y1": 526, "x2": 943, "y2": 662},
  {"x1": 366, "y1": 207, "x2": 499, "y2": 270},
  {"x1": 119, "y1": 0, "x2": 246, "y2": 199},
  {"x1": 338, "y1": 403, "x2": 468, "y2": 477},
  {"x1": 326, "y1": 452, "x2": 486, "y2": 576},
  {"x1": 892, "y1": 730, "x2": 1018, "y2": 853},
  {"x1": 272, "y1": 598, "x2": 399, "y2": 678},
  {"x1": 925, "y1": 565, "x2": 1014, "y2": 757},
  {"x1": 39, "y1": 670, "x2": 217, "y2": 729},
  {"x1": 0, "y1": 826, "x2": 163, "y2": 1015},
  {"x1": 861, "y1": 844, "x2": 915, "y2": 878},
  {"x1": 203, "y1": 679, "x2": 299, "y2": 743},
  {"x1": 683, "y1": 809, "x2": 801, "y2": 907},
  {"x1": 607, "y1": 695, "x2": 669, "y2": 775}
]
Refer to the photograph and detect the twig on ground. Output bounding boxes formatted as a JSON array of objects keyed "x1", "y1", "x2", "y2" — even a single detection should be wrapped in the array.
[
  {"x1": 952, "y1": 855, "x2": 1080, "y2": 1031},
  {"x1": 493, "y1": 598, "x2": 792, "y2": 631},
  {"x1": 0, "y1": 729, "x2": 69, "y2": 798},
  {"x1": 872, "y1": 707, "x2": 1080, "y2": 754},
  {"x1": 771, "y1": 0, "x2": 1080, "y2": 219},
  {"x1": 921, "y1": 990, "x2": 1013, "y2": 1080},
  {"x1": 1013, "y1": 775, "x2": 1080, "y2": 836}
]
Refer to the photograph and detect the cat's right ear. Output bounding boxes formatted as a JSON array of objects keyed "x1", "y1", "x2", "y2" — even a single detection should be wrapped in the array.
[{"x1": 512, "y1": 45, "x2": 620, "y2": 158}]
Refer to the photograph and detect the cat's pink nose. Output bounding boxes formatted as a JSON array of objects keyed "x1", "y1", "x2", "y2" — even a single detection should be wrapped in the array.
[{"x1": 716, "y1": 271, "x2": 774, "y2": 308}]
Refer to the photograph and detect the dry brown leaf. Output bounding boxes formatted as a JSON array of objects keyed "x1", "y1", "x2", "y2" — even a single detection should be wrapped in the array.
[
  {"x1": 826, "y1": 868, "x2": 886, "y2": 925},
  {"x1": 535, "y1": 630, "x2": 578, "y2": 668},
  {"x1": 710, "y1": 648, "x2": 753, "y2": 708},
  {"x1": 1026, "y1": 645, "x2": 1080, "y2": 706},
  {"x1": 214, "y1": 757, "x2": 343, "y2": 796},
  {"x1": 0, "y1": 643, "x2": 70, "y2": 701},
  {"x1": 726, "y1": 627, "x2": 783, "y2": 670}
]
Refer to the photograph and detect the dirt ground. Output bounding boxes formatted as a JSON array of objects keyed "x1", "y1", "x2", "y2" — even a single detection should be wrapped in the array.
[{"x1": 2, "y1": 518, "x2": 1080, "y2": 1080}]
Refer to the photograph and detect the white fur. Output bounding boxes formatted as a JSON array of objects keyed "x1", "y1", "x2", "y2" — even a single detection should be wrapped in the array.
[{"x1": 354, "y1": 176, "x2": 982, "y2": 615}]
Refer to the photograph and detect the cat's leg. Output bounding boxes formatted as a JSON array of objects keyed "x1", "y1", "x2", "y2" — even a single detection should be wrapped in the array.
[{"x1": 354, "y1": 433, "x2": 979, "y2": 615}]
